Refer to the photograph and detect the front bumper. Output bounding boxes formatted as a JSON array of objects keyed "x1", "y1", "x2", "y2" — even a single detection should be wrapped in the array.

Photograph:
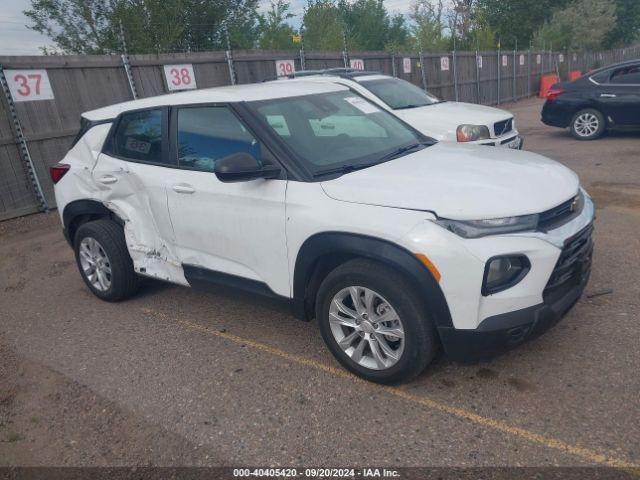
[
  {"x1": 438, "y1": 223, "x2": 593, "y2": 363},
  {"x1": 475, "y1": 134, "x2": 524, "y2": 149}
]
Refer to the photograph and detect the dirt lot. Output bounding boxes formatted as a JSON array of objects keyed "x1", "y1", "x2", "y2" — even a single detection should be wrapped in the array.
[{"x1": 0, "y1": 98, "x2": 639, "y2": 468}]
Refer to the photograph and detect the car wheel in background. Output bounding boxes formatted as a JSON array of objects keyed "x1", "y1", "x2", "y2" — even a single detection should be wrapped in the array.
[
  {"x1": 74, "y1": 220, "x2": 139, "y2": 302},
  {"x1": 570, "y1": 108, "x2": 605, "y2": 140},
  {"x1": 316, "y1": 259, "x2": 438, "y2": 383}
]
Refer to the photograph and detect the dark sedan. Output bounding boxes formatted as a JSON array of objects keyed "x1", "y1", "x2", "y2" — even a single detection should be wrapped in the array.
[{"x1": 542, "y1": 59, "x2": 640, "y2": 140}]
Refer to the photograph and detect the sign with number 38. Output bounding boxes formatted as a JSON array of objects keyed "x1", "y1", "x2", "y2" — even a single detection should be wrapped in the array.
[
  {"x1": 5, "y1": 69, "x2": 54, "y2": 102},
  {"x1": 163, "y1": 64, "x2": 197, "y2": 91}
]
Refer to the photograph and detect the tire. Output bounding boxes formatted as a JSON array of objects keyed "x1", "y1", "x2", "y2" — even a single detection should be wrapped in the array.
[
  {"x1": 316, "y1": 259, "x2": 438, "y2": 384},
  {"x1": 570, "y1": 108, "x2": 605, "y2": 140},
  {"x1": 73, "y1": 219, "x2": 139, "y2": 302}
]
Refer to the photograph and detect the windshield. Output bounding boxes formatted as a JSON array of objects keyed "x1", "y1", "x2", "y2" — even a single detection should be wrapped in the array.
[
  {"x1": 248, "y1": 90, "x2": 430, "y2": 177},
  {"x1": 357, "y1": 78, "x2": 439, "y2": 109}
]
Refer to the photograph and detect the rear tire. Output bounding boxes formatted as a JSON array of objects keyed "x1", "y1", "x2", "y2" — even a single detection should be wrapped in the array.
[
  {"x1": 570, "y1": 108, "x2": 605, "y2": 140},
  {"x1": 74, "y1": 220, "x2": 139, "y2": 302},
  {"x1": 316, "y1": 259, "x2": 438, "y2": 384}
]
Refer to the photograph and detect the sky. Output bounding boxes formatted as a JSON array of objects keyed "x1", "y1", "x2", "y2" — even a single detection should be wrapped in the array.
[{"x1": 0, "y1": 0, "x2": 414, "y2": 55}]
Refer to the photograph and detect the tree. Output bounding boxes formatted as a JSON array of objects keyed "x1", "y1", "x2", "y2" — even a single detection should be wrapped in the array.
[
  {"x1": 475, "y1": 0, "x2": 570, "y2": 49},
  {"x1": 533, "y1": 0, "x2": 617, "y2": 50},
  {"x1": 302, "y1": 0, "x2": 344, "y2": 51},
  {"x1": 24, "y1": 0, "x2": 261, "y2": 54},
  {"x1": 257, "y1": 0, "x2": 297, "y2": 50},
  {"x1": 410, "y1": 0, "x2": 449, "y2": 51},
  {"x1": 603, "y1": 0, "x2": 640, "y2": 48}
]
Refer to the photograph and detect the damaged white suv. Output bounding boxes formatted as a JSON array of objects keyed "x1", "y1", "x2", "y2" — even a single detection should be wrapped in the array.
[{"x1": 52, "y1": 80, "x2": 594, "y2": 383}]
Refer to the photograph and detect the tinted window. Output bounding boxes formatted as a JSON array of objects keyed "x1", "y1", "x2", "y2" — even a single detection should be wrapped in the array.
[
  {"x1": 177, "y1": 106, "x2": 260, "y2": 171},
  {"x1": 250, "y1": 91, "x2": 426, "y2": 175},
  {"x1": 591, "y1": 70, "x2": 612, "y2": 84},
  {"x1": 357, "y1": 78, "x2": 439, "y2": 109},
  {"x1": 610, "y1": 65, "x2": 640, "y2": 84},
  {"x1": 113, "y1": 109, "x2": 165, "y2": 163}
]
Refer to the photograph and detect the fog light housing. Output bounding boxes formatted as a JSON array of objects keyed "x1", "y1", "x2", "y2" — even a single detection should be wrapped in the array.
[{"x1": 482, "y1": 255, "x2": 531, "y2": 295}]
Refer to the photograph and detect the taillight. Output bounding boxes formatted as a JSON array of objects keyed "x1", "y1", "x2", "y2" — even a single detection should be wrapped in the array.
[
  {"x1": 546, "y1": 88, "x2": 566, "y2": 101},
  {"x1": 50, "y1": 163, "x2": 70, "y2": 184}
]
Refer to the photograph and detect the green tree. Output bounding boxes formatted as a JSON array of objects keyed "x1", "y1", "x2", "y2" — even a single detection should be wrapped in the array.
[
  {"x1": 257, "y1": 0, "x2": 298, "y2": 50},
  {"x1": 24, "y1": 0, "x2": 260, "y2": 54},
  {"x1": 533, "y1": 0, "x2": 617, "y2": 50},
  {"x1": 475, "y1": 0, "x2": 570, "y2": 49},
  {"x1": 410, "y1": 0, "x2": 449, "y2": 51},
  {"x1": 603, "y1": 0, "x2": 640, "y2": 48},
  {"x1": 302, "y1": 0, "x2": 344, "y2": 51}
]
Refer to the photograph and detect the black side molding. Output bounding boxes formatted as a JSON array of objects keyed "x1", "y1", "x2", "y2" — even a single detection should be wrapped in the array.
[{"x1": 62, "y1": 199, "x2": 119, "y2": 245}]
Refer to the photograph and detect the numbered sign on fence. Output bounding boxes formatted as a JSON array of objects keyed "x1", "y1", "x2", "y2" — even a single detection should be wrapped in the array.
[
  {"x1": 559, "y1": 54, "x2": 564, "y2": 63},
  {"x1": 536, "y1": 54, "x2": 541, "y2": 65},
  {"x1": 477, "y1": 55, "x2": 483, "y2": 69},
  {"x1": 402, "y1": 57, "x2": 411, "y2": 74},
  {"x1": 275, "y1": 59, "x2": 295, "y2": 77},
  {"x1": 502, "y1": 55, "x2": 508, "y2": 67},
  {"x1": 163, "y1": 64, "x2": 197, "y2": 91},
  {"x1": 5, "y1": 69, "x2": 54, "y2": 102},
  {"x1": 440, "y1": 56, "x2": 450, "y2": 71},
  {"x1": 519, "y1": 54, "x2": 525, "y2": 66},
  {"x1": 350, "y1": 58, "x2": 365, "y2": 70}
]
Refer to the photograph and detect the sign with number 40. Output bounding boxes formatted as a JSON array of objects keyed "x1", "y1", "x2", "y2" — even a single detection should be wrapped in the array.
[
  {"x1": 5, "y1": 69, "x2": 54, "y2": 102},
  {"x1": 163, "y1": 64, "x2": 197, "y2": 91}
]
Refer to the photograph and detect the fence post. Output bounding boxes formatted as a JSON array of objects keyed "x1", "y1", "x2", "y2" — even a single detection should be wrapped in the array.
[
  {"x1": 527, "y1": 46, "x2": 531, "y2": 98},
  {"x1": 512, "y1": 46, "x2": 516, "y2": 101},
  {"x1": 419, "y1": 50, "x2": 427, "y2": 91},
  {"x1": 391, "y1": 53, "x2": 397, "y2": 77},
  {"x1": 0, "y1": 66, "x2": 49, "y2": 213},
  {"x1": 341, "y1": 29, "x2": 349, "y2": 68},
  {"x1": 475, "y1": 49, "x2": 481, "y2": 103},
  {"x1": 497, "y1": 47, "x2": 501, "y2": 105},
  {"x1": 222, "y1": 23, "x2": 237, "y2": 85},
  {"x1": 453, "y1": 48, "x2": 459, "y2": 102},
  {"x1": 299, "y1": 27, "x2": 306, "y2": 71},
  {"x1": 119, "y1": 21, "x2": 138, "y2": 99}
]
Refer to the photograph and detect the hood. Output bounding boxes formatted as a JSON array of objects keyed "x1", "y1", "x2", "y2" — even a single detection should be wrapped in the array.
[
  {"x1": 393, "y1": 102, "x2": 514, "y2": 141},
  {"x1": 321, "y1": 143, "x2": 579, "y2": 220}
]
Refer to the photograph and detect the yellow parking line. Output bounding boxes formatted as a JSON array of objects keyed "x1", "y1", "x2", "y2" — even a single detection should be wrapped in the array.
[{"x1": 141, "y1": 308, "x2": 639, "y2": 470}]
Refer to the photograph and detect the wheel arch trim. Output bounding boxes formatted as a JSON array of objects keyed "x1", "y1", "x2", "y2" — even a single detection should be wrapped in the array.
[
  {"x1": 62, "y1": 199, "x2": 122, "y2": 245},
  {"x1": 292, "y1": 232, "x2": 453, "y2": 328}
]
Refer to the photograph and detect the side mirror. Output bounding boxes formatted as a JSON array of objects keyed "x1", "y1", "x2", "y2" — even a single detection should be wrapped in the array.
[{"x1": 214, "y1": 152, "x2": 281, "y2": 183}]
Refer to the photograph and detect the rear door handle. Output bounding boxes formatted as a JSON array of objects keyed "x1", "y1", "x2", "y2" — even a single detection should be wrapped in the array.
[
  {"x1": 600, "y1": 93, "x2": 617, "y2": 98},
  {"x1": 172, "y1": 184, "x2": 195, "y2": 194},
  {"x1": 98, "y1": 175, "x2": 118, "y2": 185}
]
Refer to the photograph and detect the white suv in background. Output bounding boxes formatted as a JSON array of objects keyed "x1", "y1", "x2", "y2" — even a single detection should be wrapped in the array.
[
  {"x1": 279, "y1": 69, "x2": 523, "y2": 149},
  {"x1": 52, "y1": 80, "x2": 592, "y2": 383}
]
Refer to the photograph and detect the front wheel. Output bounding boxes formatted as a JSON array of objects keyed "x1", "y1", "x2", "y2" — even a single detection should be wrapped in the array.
[
  {"x1": 570, "y1": 108, "x2": 605, "y2": 140},
  {"x1": 316, "y1": 259, "x2": 438, "y2": 383}
]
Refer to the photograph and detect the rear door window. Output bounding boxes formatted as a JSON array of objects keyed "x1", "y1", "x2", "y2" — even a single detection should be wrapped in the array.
[
  {"x1": 112, "y1": 109, "x2": 166, "y2": 164},
  {"x1": 610, "y1": 65, "x2": 640, "y2": 85}
]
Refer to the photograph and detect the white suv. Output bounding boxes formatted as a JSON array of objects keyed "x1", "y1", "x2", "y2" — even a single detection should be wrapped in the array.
[
  {"x1": 52, "y1": 80, "x2": 593, "y2": 383},
  {"x1": 278, "y1": 69, "x2": 523, "y2": 149}
]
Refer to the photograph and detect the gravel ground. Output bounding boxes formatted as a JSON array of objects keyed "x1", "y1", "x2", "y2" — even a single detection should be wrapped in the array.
[{"x1": 0, "y1": 97, "x2": 638, "y2": 468}]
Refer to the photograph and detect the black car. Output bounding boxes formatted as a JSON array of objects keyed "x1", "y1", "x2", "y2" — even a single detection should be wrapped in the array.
[{"x1": 542, "y1": 59, "x2": 640, "y2": 140}]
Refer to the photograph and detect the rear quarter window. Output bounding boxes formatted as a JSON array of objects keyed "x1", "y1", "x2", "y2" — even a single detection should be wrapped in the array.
[{"x1": 111, "y1": 109, "x2": 166, "y2": 163}]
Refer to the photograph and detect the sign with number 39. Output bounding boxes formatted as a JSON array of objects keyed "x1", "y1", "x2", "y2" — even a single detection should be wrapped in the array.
[
  {"x1": 163, "y1": 64, "x2": 197, "y2": 91},
  {"x1": 5, "y1": 69, "x2": 54, "y2": 102}
]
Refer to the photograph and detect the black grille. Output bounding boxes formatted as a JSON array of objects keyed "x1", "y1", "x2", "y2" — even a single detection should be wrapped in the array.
[
  {"x1": 544, "y1": 224, "x2": 593, "y2": 301},
  {"x1": 538, "y1": 192, "x2": 583, "y2": 231},
  {"x1": 494, "y1": 118, "x2": 513, "y2": 136}
]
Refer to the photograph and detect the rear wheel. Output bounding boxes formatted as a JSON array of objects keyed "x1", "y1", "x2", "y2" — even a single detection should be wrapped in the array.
[
  {"x1": 74, "y1": 220, "x2": 139, "y2": 301},
  {"x1": 570, "y1": 108, "x2": 605, "y2": 140},
  {"x1": 316, "y1": 259, "x2": 438, "y2": 383}
]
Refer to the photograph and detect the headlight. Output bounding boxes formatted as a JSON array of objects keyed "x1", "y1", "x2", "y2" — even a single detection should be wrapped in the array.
[
  {"x1": 434, "y1": 214, "x2": 539, "y2": 238},
  {"x1": 482, "y1": 255, "x2": 531, "y2": 295},
  {"x1": 456, "y1": 124, "x2": 491, "y2": 142}
]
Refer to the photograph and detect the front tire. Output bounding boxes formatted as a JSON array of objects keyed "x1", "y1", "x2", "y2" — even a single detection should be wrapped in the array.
[
  {"x1": 316, "y1": 259, "x2": 438, "y2": 383},
  {"x1": 570, "y1": 108, "x2": 605, "y2": 140},
  {"x1": 74, "y1": 220, "x2": 139, "y2": 302}
]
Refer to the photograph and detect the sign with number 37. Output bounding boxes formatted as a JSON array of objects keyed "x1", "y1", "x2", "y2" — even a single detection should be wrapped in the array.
[
  {"x1": 5, "y1": 69, "x2": 54, "y2": 102},
  {"x1": 163, "y1": 64, "x2": 197, "y2": 91}
]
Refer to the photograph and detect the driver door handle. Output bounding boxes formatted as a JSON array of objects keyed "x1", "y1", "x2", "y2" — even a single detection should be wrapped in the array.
[
  {"x1": 98, "y1": 174, "x2": 118, "y2": 185},
  {"x1": 172, "y1": 184, "x2": 196, "y2": 194},
  {"x1": 600, "y1": 93, "x2": 617, "y2": 98}
]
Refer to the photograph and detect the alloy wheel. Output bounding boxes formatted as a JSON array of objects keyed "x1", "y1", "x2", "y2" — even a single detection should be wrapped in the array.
[
  {"x1": 78, "y1": 237, "x2": 112, "y2": 291},
  {"x1": 574, "y1": 113, "x2": 600, "y2": 137},
  {"x1": 328, "y1": 286, "x2": 405, "y2": 370}
]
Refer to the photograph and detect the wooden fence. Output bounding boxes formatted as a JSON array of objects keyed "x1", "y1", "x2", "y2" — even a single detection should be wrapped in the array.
[{"x1": 1, "y1": 45, "x2": 639, "y2": 221}]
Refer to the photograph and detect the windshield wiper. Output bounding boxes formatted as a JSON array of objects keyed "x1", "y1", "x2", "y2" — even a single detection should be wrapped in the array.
[
  {"x1": 377, "y1": 141, "x2": 432, "y2": 162},
  {"x1": 395, "y1": 104, "x2": 428, "y2": 110},
  {"x1": 313, "y1": 162, "x2": 379, "y2": 178}
]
